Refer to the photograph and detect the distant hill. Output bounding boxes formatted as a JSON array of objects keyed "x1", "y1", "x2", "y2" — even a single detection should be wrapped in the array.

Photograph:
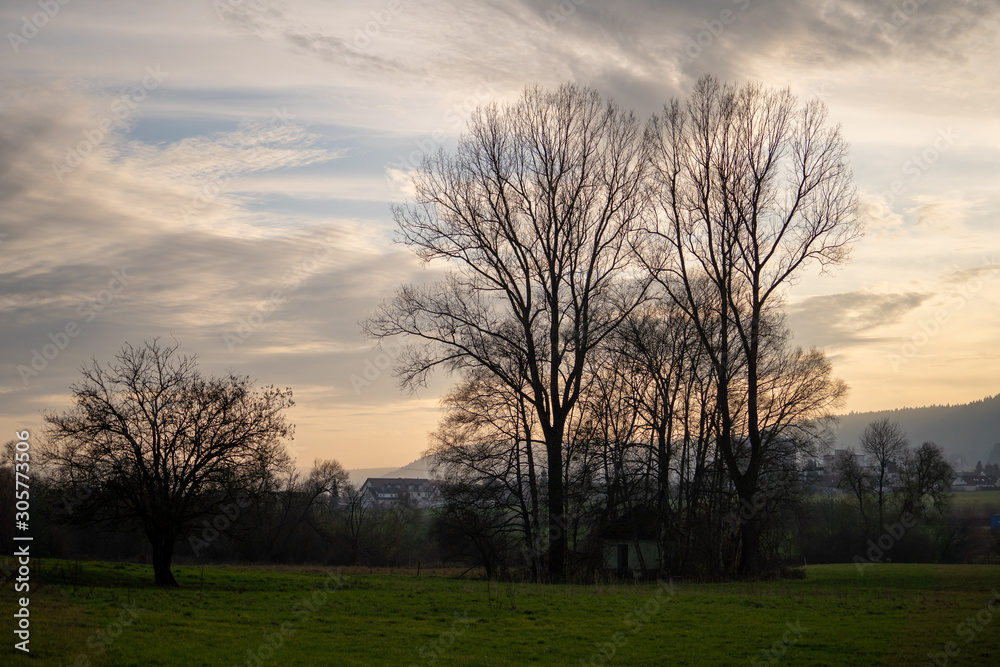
[
  {"x1": 346, "y1": 455, "x2": 439, "y2": 486},
  {"x1": 346, "y1": 396, "x2": 999, "y2": 483},
  {"x1": 834, "y1": 393, "x2": 1000, "y2": 470},
  {"x1": 345, "y1": 467, "x2": 397, "y2": 487}
]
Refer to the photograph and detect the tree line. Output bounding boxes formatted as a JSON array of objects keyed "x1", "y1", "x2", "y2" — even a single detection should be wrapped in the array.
[{"x1": 0, "y1": 339, "x2": 976, "y2": 586}]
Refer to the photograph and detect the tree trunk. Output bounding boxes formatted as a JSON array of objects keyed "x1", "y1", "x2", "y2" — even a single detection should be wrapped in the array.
[
  {"x1": 548, "y1": 464, "x2": 569, "y2": 583},
  {"x1": 656, "y1": 421, "x2": 671, "y2": 579},
  {"x1": 547, "y1": 447, "x2": 566, "y2": 583},
  {"x1": 738, "y1": 519, "x2": 760, "y2": 578},
  {"x1": 737, "y1": 486, "x2": 760, "y2": 578},
  {"x1": 151, "y1": 531, "x2": 179, "y2": 587}
]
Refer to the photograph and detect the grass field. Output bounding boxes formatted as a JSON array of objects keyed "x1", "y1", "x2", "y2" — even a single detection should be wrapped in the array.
[
  {"x1": 950, "y1": 489, "x2": 1000, "y2": 511},
  {"x1": 3, "y1": 559, "x2": 999, "y2": 666}
]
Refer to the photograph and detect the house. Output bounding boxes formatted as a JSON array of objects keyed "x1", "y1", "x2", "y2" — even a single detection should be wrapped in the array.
[
  {"x1": 359, "y1": 478, "x2": 443, "y2": 508},
  {"x1": 951, "y1": 473, "x2": 998, "y2": 492}
]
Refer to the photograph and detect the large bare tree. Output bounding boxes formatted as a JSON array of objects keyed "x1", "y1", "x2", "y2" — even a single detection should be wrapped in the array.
[
  {"x1": 42, "y1": 340, "x2": 294, "y2": 586},
  {"x1": 645, "y1": 76, "x2": 860, "y2": 576},
  {"x1": 365, "y1": 84, "x2": 651, "y2": 580}
]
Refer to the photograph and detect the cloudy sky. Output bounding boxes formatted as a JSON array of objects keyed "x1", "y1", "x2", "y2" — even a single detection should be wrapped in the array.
[{"x1": 2, "y1": 0, "x2": 998, "y2": 469}]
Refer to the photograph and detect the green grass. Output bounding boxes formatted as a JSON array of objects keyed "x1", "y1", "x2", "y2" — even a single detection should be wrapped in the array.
[
  {"x1": 3, "y1": 560, "x2": 999, "y2": 666},
  {"x1": 950, "y1": 489, "x2": 1000, "y2": 511}
]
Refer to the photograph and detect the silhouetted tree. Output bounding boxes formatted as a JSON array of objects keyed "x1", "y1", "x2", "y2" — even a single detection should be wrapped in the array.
[
  {"x1": 429, "y1": 368, "x2": 544, "y2": 579},
  {"x1": 432, "y1": 479, "x2": 521, "y2": 580},
  {"x1": 859, "y1": 418, "x2": 909, "y2": 529},
  {"x1": 898, "y1": 442, "x2": 954, "y2": 519},
  {"x1": 42, "y1": 340, "x2": 294, "y2": 586},
  {"x1": 341, "y1": 482, "x2": 374, "y2": 565},
  {"x1": 365, "y1": 84, "x2": 651, "y2": 581},
  {"x1": 645, "y1": 75, "x2": 859, "y2": 576},
  {"x1": 834, "y1": 448, "x2": 874, "y2": 537},
  {"x1": 0, "y1": 442, "x2": 15, "y2": 557}
]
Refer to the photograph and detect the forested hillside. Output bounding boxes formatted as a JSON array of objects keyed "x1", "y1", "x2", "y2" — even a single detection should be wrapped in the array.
[{"x1": 835, "y1": 394, "x2": 1000, "y2": 467}]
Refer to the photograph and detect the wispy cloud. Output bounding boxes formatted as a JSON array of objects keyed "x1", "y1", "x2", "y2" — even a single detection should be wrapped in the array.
[{"x1": 788, "y1": 289, "x2": 931, "y2": 349}]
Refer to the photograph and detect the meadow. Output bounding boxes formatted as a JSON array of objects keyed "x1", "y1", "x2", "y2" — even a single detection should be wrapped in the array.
[
  {"x1": 3, "y1": 559, "x2": 999, "y2": 666},
  {"x1": 950, "y1": 489, "x2": 1000, "y2": 511}
]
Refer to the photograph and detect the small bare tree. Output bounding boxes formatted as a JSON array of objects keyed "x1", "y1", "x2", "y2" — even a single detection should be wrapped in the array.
[
  {"x1": 341, "y1": 482, "x2": 373, "y2": 565},
  {"x1": 429, "y1": 368, "x2": 544, "y2": 580},
  {"x1": 859, "y1": 418, "x2": 909, "y2": 529},
  {"x1": 898, "y1": 441, "x2": 953, "y2": 519},
  {"x1": 835, "y1": 448, "x2": 874, "y2": 537},
  {"x1": 42, "y1": 340, "x2": 294, "y2": 586}
]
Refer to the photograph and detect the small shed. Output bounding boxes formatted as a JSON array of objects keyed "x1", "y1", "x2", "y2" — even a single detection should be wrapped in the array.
[{"x1": 602, "y1": 539, "x2": 660, "y2": 579}]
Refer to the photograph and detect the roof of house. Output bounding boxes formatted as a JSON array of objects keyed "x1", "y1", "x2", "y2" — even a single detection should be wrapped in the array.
[
  {"x1": 953, "y1": 473, "x2": 997, "y2": 487},
  {"x1": 361, "y1": 477, "x2": 438, "y2": 490}
]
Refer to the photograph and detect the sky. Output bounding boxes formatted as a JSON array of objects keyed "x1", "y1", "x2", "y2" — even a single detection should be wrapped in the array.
[{"x1": 1, "y1": 0, "x2": 998, "y2": 470}]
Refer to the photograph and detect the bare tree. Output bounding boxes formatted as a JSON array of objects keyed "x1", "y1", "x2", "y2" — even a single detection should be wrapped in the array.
[
  {"x1": 898, "y1": 441, "x2": 953, "y2": 519},
  {"x1": 859, "y1": 418, "x2": 909, "y2": 529},
  {"x1": 834, "y1": 448, "x2": 873, "y2": 536},
  {"x1": 341, "y1": 482, "x2": 373, "y2": 565},
  {"x1": 254, "y1": 459, "x2": 348, "y2": 561},
  {"x1": 645, "y1": 75, "x2": 859, "y2": 576},
  {"x1": 364, "y1": 84, "x2": 651, "y2": 580},
  {"x1": 429, "y1": 368, "x2": 544, "y2": 579},
  {"x1": 42, "y1": 340, "x2": 294, "y2": 586}
]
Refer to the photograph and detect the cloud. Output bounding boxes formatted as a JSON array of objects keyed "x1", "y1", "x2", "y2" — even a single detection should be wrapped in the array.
[
  {"x1": 214, "y1": 0, "x2": 413, "y2": 74},
  {"x1": 0, "y1": 79, "x2": 410, "y2": 426},
  {"x1": 787, "y1": 289, "x2": 931, "y2": 348},
  {"x1": 909, "y1": 196, "x2": 978, "y2": 235},
  {"x1": 858, "y1": 196, "x2": 906, "y2": 239},
  {"x1": 127, "y1": 121, "x2": 336, "y2": 183},
  {"x1": 939, "y1": 261, "x2": 1000, "y2": 288}
]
